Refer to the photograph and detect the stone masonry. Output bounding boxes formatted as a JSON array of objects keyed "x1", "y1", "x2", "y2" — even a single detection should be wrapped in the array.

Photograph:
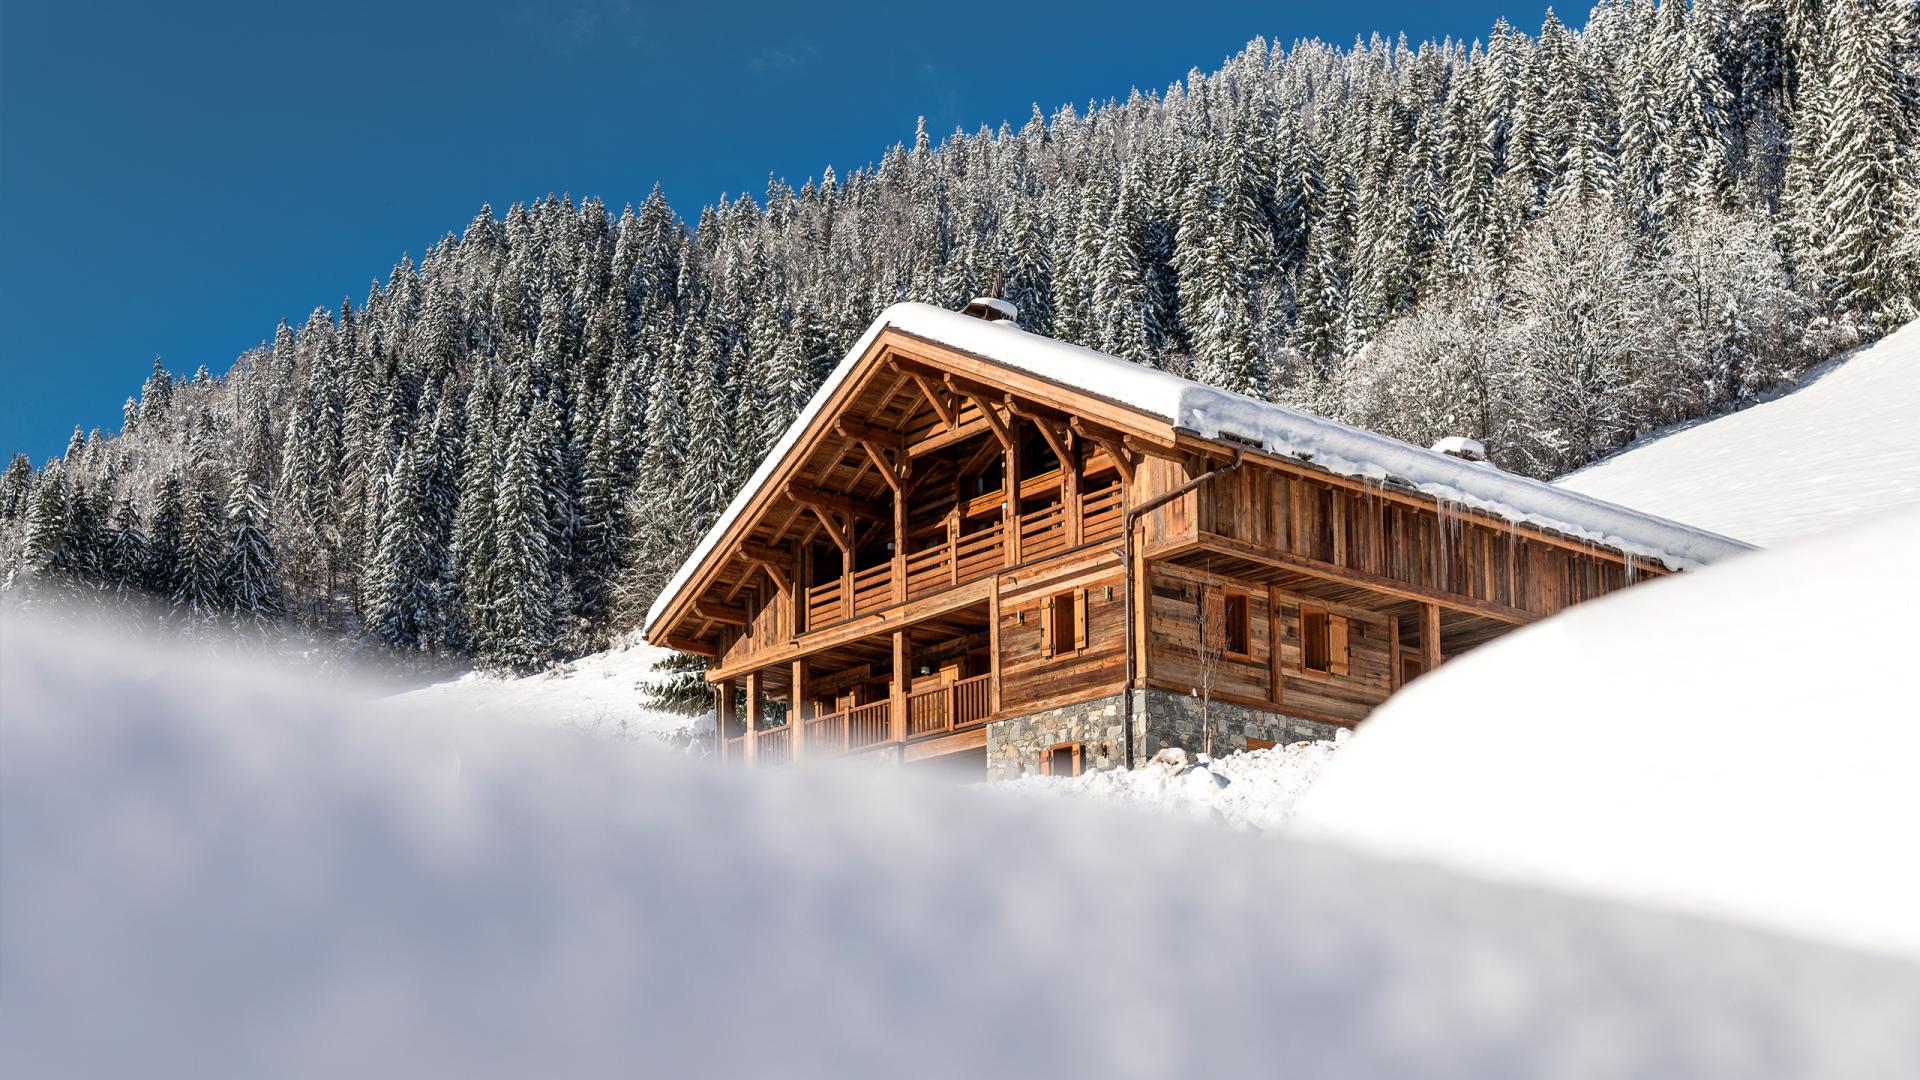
[{"x1": 985, "y1": 688, "x2": 1345, "y2": 779}]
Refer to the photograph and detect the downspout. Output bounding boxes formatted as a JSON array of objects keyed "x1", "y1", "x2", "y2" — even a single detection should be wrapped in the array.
[{"x1": 1119, "y1": 448, "x2": 1244, "y2": 769}]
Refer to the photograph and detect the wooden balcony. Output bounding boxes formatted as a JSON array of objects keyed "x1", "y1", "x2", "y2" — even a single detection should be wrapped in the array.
[
  {"x1": 722, "y1": 674, "x2": 995, "y2": 767},
  {"x1": 797, "y1": 481, "x2": 1125, "y2": 636},
  {"x1": 906, "y1": 673, "x2": 993, "y2": 738}
]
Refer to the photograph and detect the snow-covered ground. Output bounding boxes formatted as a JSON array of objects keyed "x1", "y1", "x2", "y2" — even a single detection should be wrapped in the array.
[
  {"x1": 997, "y1": 738, "x2": 1346, "y2": 830},
  {"x1": 1557, "y1": 318, "x2": 1920, "y2": 547},
  {"x1": 1297, "y1": 507, "x2": 1920, "y2": 961},
  {"x1": 386, "y1": 634, "x2": 705, "y2": 743},
  {"x1": 6, "y1": 609, "x2": 1920, "y2": 1079}
]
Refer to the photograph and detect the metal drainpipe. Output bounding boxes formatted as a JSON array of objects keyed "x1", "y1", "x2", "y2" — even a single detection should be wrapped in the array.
[{"x1": 1119, "y1": 448, "x2": 1244, "y2": 770}]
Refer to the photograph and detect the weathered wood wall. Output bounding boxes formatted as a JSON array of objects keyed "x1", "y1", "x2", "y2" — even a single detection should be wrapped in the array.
[{"x1": 993, "y1": 548, "x2": 1127, "y2": 715}]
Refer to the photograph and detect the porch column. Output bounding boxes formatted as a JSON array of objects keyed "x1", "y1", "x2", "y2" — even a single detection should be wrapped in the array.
[
  {"x1": 1421, "y1": 602, "x2": 1443, "y2": 674},
  {"x1": 892, "y1": 473, "x2": 907, "y2": 605},
  {"x1": 890, "y1": 629, "x2": 908, "y2": 744},
  {"x1": 713, "y1": 682, "x2": 730, "y2": 764},
  {"x1": 1004, "y1": 416, "x2": 1022, "y2": 566},
  {"x1": 790, "y1": 658, "x2": 808, "y2": 762},
  {"x1": 744, "y1": 670, "x2": 762, "y2": 767},
  {"x1": 1063, "y1": 437, "x2": 1081, "y2": 547},
  {"x1": 718, "y1": 678, "x2": 740, "y2": 764}
]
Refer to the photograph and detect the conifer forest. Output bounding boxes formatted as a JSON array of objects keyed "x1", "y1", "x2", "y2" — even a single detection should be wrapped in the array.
[{"x1": 5, "y1": 0, "x2": 1917, "y2": 671}]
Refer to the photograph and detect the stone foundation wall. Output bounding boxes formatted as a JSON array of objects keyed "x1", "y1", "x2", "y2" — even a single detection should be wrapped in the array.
[
  {"x1": 985, "y1": 696, "x2": 1129, "y2": 779},
  {"x1": 986, "y1": 689, "x2": 1346, "y2": 778},
  {"x1": 1138, "y1": 689, "x2": 1344, "y2": 760}
]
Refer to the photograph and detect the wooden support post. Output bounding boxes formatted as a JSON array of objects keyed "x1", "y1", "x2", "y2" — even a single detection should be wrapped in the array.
[
  {"x1": 1133, "y1": 550, "x2": 1151, "y2": 688},
  {"x1": 988, "y1": 571, "x2": 1002, "y2": 716},
  {"x1": 890, "y1": 630, "x2": 908, "y2": 745},
  {"x1": 1422, "y1": 602, "x2": 1443, "y2": 674},
  {"x1": 1004, "y1": 415, "x2": 1021, "y2": 566},
  {"x1": 1388, "y1": 611, "x2": 1403, "y2": 691},
  {"x1": 790, "y1": 658, "x2": 808, "y2": 762},
  {"x1": 713, "y1": 683, "x2": 730, "y2": 764},
  {"x1": 893, "y1": 471, "x2": 906, "y2": 605},
  {"x1": 1063, "y1": 436, "x2": 1082, "y2": 548},
  {"x1": 1268, "y1": 584, "x2": 1284, "y2": 706},
  {"x1": 743, "y1": 671, "x2": 761, "y2": 767}
]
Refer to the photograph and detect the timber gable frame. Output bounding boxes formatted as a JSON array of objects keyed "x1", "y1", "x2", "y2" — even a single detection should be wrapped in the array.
[{"x1": 643, "y1": 302, "x2": 1752, "y2": 771}]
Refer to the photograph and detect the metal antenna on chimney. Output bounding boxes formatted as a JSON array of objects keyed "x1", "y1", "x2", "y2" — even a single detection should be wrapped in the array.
[{"x1": 961, "y1": 269, "x2": 1019, "y2": 323}]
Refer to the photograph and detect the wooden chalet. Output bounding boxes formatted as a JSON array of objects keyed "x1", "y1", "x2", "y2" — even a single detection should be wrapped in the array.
[{"x1": 643, "y1": 299, "x2": 1751, "y2": 776}]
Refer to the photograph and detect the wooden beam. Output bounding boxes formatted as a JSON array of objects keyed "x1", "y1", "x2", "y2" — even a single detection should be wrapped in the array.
[
  {"x1": 836, "y1": 418, "x2": 905, "y2": 450},
  {"x1": 705, "y1": 574, "x2": 996, "y2": 682},
  {"x1": 786, "y1": 482, "x2": 869, "y2": 521},
  {"x1": 694, "y1": 600, "x2": 749, "y2": 626},
  {"x1": 858, "y1": 440, "x2": 905, "y2": 497},
  {"x1": 948, "y1": 375, "x2": 1011, "y2": 450},
  {"x1": 906, "y1": 415, "x2": 995, "y2": 459},
  {"x1": 756, "y1": 560, "x2": 790, "y2": 594},
  {"x1": 744, "y1": 670, "x2": 761, "y2": 767},
  {"x1": 1422, "y1": 602, "x2": 1443, "y2": 673},
  {"x1": 790, "y1": 657, "x2": 808, "y2": 762},
  {"x1": 1182, "y1": 532, "x2": 1538, "y2": 626},
  {"x1": 1014, "y1": 396, "x2": 1073, "y2": 467},
  {"x1": 903, "y1": 368, "x2": 955, "y2": 428},
  {"x1": 739, "y1": 542, "x2": 796, "y2": 567},
  {"x1": 890, "y1": 629, "x2": 908, "y2": 744},
  {"x1": 804, "y1": 504, "x2": 851, "y2": 555}
]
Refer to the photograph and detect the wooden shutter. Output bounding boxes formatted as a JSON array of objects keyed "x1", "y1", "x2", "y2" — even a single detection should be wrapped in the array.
[
  {"x1": 1040, "y1": 598, "x2": 1055, "y2": 660},
  {"x1": 1073, "y1": 588, "x2": 1089, "y2": 651},
  {"x1": 1329, "y1": 614, "x2": 1350, "y2": 676}
]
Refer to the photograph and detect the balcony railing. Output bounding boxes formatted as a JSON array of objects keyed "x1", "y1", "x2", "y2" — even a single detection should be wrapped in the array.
[
  {"x1": 905, "y1": 673, "x2": 993, "y2": 739},
  {"x1": 1082, "y1": 483, "x2": 1123, "y2": 541},
  {"x1": 801, "y1": 700, "x2": 894, "y2": 754},
  {"x1": 798, "y1": 486, "x2": 1124, "y2": 634},
  {"x1": 725, "y1": 676, "x2": 995, "y2": 767}
]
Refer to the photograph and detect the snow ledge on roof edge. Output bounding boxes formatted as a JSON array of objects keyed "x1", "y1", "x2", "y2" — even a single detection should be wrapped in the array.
[{"x1": 645, "y1": 303, "x2": 1754, "y2": 637}]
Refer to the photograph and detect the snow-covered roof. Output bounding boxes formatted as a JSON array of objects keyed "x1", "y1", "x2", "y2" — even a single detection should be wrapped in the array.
[{"x1": 645, "y1": 303, "x2": 1754, "y2": 637}]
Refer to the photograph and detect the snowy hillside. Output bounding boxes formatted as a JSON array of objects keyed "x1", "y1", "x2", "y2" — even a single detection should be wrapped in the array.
[
  {"x1": 7, "y1": 610, "x2": 1920, "y2": 1079},
  {"x1": 386, "y1": 635, "x2": 704, "y2": 742},
  {"x1": 1296, "y1": 508, "x2": 1920, "y2": 960},
  {"x1": 1557, "y1": 319, "x2": 1920, "y2": 546}
]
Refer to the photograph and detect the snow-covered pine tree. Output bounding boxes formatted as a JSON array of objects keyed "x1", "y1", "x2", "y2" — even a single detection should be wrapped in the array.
[
  {"x1": 489, "y1": 423, "x2": 555, "y2": 672},
  {"x1": 223, "y1": 469, "x2": 282, "y2": 629},
  {"x1": 103, "y1": 496, "x2": 149, "y2": 604},
  {"x1": 172, "y1": 475, "x2": 229, "y2": 629}
]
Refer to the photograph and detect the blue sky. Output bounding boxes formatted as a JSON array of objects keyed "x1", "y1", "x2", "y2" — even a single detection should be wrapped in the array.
[{"x1": 1, "y1": 0, "x2": 1561, "y2": 462}]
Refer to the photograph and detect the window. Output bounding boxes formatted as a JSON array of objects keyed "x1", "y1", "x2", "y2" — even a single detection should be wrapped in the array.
[
  {"x1": 1041, "y1": 589, "x2": 1086, "y2": 658},
  {"x1": 1223, "y1": 591, "x2": 1251, "y2": 658},
  {"x1": 1301, "y1": 606, "x2": 1349, "y2": 676},
  {"x1": 1041, "y1": 742, "x2": 1082, "y2": 777},
  {"x1": 1245, "y1": 736, "x2": 1277, "y2": 752}
]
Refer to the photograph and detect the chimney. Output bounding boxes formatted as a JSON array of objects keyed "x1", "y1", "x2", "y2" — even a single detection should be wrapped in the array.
[
  {"x1": 960, "y1": 296, "x2": 1019, "y2": 323},
  {"x1": 1429, "y1": 436, "x2": 1489, "y2": 463}
]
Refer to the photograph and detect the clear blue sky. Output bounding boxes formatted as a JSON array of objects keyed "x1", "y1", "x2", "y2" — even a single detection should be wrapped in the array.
[{"x1": 1, "y1": 0, "x2": 1560, "y2": 462}]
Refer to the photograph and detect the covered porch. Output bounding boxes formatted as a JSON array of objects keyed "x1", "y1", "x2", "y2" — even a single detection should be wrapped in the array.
[{"x1": 715, "y1": 602, "x2": 997, "y2": 767}]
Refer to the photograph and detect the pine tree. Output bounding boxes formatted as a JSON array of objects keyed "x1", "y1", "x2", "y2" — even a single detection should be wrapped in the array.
[
  {"x1": 365, "y1": 443, "x2": 438, "y2": 649},
  {"x1": 145, "y1": 472, "x2": 187, "y2": 598},
  {"x1": 172, "y1": 475, "x2": 228, "y2": 628},
  {"x1": 223, "y1": 471, "x2": 283, "y2": 628},
  {"x1": 103, "y1": 497, "x2": 149, "y2": 603},
  {"x1": 489, "y1": 424, "x2": 555, "y2": 671}
]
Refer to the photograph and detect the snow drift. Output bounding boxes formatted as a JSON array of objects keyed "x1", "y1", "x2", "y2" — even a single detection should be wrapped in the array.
[
  {"x1": 6, "y1": 610, "x2": 1920, "y2": 1079},
  {"x1": 1557, "y1": 317, "x2": 1920, "y2": 546},
  {"x1": 1297, "y1": 507, "x2": 1920, "y2": 960}
]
